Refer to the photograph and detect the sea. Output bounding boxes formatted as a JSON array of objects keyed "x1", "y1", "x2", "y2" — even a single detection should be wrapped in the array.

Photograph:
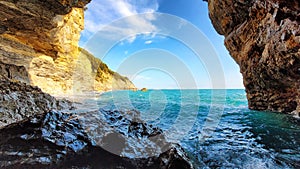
[{"x1": 84, "y1": 89, "x2": 300, "y2": 169}]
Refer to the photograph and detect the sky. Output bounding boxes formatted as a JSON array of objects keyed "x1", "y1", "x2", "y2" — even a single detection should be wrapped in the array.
[{"x1": 78, "y1": 0, "x2": 244, "y2": 89}]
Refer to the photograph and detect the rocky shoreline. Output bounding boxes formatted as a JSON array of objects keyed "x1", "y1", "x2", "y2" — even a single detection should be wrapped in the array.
[{"x1": 0, "y1": 80, "x2": 193, "y2": 169}]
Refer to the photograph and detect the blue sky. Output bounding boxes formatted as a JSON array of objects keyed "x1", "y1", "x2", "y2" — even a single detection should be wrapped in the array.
[{"x1": 79, "y1": 0, "x2": 244, "y2": 89}]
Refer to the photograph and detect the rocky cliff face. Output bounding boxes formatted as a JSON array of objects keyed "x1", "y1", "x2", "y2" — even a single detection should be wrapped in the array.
[
  {"x1": 207, "y1": 0, "x2": 300, "y2": 113},
  {"x1": 0, "y1": 0, "x2": 89, "y2": 57},
  {"x1": 0, "y1": 0, "x2": 134, "y2": 95},
  {"x1": 74, "y1": 48, "x2": 136, "y2": 92}
]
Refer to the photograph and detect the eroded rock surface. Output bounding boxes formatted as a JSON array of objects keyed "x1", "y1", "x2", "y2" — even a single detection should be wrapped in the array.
[
  {"x1": 0, "y1": 0, "x2": 89, "y2": 95},
  {"x1": 0, "y1": 109, "x2": 193, "y2": 169},
  {"x1": 0, "y1": 60, "x2": 29, "y2": 83},
  {"x1": 0, "y1": 0, "x2": 90, "y2": 57},
  {"x1": 207, "y1": 0, "x2": 300, "y2": 112},
  {"x1": 0, "y1": 80, "x2": 73, "y2": 128},
  {"x1": 78, "y1": 107, "x2": 193, "y2": 167},
  {"x1": 0, "y1": 0, "x2": 135, "y2": 95}
]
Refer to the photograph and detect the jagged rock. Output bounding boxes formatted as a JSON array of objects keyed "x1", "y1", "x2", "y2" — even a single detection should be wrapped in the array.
[
  {"x1": 206, "y1": 0, "x2": 300, "y2": 113},
  {"x1": 100, "y1": 108, "x2": 163, "y2": 138},
  {"x1": 79, "y1": 108, "x2": 170, "y2": 158},
  {"x1": 76, "y1": 108, "x2": 193, "y2": 169},
  {"x1": 0, "y1": 80, "x2": 73, "y2": 128},
  {"x1": 42, "y1": 110, "x2": 90, "y2": 153},
  {"x1": 0, "y1": 109, "x2": 193, "y2": 169},
  {"x1": 158, "y1": 145, "x2": 194, "y2": 169}
]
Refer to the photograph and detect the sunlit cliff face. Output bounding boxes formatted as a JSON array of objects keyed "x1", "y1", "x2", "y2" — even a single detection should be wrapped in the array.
[
  {"x1": 207, "y1": 0, "x2": 300, "y2": 112},
  {"x1": 1, "y1": 0, "x2": 299, "y2": 112},
  {"x1": 0, "y1": 1, "x2": 88, "y2": 94},
  {"x1": 0, "y1": 0, "x2": 134, "y2": 95}
]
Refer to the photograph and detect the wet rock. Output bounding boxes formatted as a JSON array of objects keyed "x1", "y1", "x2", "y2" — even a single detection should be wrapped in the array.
[
  {"x1": 79, "y1": 108, "x2": 194, "y2": 168},
  {"x1": 0, "y1": 80, "x2": 73, "y2": 128},
  {"x1": 157, "y1": 145, "x2": 194, "y2": 169},
  {"x1": 42, "y1": 110, "x2": 90, "y2": 153},
  {"x1": 80, "y1": 108, "x2": 167, "y2": 158},
  {"x1": 101, "y1": 108, "x2": 163, "y2": 138},
  {"x1": 290, "y1": 108, "x2": 300, "y2": 119},
  {"x1": 206, "y1": 0, "x2": 300, "y2": 113},
  {"x1": 0, "y1": 109, "x2": 194, "y2": 169},
  {"x1": 0, "y1": 118, "x2": 67, "y2": 168}
]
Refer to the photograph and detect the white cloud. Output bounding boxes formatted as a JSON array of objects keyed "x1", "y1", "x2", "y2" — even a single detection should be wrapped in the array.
[
  {"x1": 81, "y1": 0, "x2": 159, "y2": 44},
  {"x1": 145, "y1": 40, "x2": 152, "y2": 44},
  {"x1": 113, "y1": 0, "x2": 136, "y2": 16}
]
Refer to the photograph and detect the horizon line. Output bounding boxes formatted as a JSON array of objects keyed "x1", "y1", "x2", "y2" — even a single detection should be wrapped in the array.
[{"x1": 131, "y1": 88, "x2": 245, "y2": 90}]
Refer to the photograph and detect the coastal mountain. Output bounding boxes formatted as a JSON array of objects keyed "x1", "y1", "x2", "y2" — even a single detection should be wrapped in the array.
[
  {"x1": 206, "y1": 0, "x2": 300, "y2": 113},
  {"x1": 75, "y1": 47, "x2": 136, "y2": 92},
  {"x1": 0, "y1": 0, "x2": 134, "y2": 95}
]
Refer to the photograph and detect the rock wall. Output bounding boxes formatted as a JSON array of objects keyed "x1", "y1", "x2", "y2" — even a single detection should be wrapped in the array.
[
  {"x1": 0, "y1": 0, "x2": 135, "y2": 95},
  {"x1": 75, "y1": 48, "x2": 136, "y2": 92},
  {"x1": 0, "y1": 80, "x2": 73, "y2": 128},
  {"x1": 0, "y1": 60, "x2": 29, "y2": 83},
  {"x1": 0, "y1": 0, "x2": 88, "y2": 57},
  {"x1": 207, "y1": 0, "x2": 300, "y2": 113}
]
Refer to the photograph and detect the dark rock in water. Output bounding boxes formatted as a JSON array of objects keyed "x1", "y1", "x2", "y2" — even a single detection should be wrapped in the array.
[
  {"x1": 80, "y1": 108, "x2": 174, "y2": 158},
  {"x1": 81, "y1": 108, "x2": 194, "y2": 168},
  {"x1": 42, "y1": 110, "x2": 90, "y2": 153},
  {"x1": 100, "y1": 108, "x2": 163, "y2": 138},
  {"x1": 0, "y1": 80, "x2": 73, "y2": 129},
  {"x1": 157, "y1": 144, "x2": 194, "y2": 169},
  {"x1": 0, "y1": 109, "x2": 194, "y2": 169},
  {"x1": 141, "y1": 88, "x2": 148, "y2": 92}
]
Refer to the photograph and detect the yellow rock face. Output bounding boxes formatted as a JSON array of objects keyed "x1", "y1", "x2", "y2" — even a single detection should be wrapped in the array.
[
  {"x1": 27, "y1": 8, "x2": 84, "y2": 95},
  {"x1": 74, "y1": 48, "x2": 136, "y2": 93},
  {"x1": 0, "y1": 2, "x2": 135, "y2": 96}
]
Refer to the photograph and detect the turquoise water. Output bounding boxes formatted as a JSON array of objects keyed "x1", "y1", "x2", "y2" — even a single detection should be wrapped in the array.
[{"x1": 93, "y1": 89, "x2": 300, "y2": 168}]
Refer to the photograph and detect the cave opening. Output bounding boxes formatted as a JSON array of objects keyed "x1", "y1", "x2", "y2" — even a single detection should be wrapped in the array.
[{"x1": 79, "y1": 0, "x2": 244, "y2": 90}]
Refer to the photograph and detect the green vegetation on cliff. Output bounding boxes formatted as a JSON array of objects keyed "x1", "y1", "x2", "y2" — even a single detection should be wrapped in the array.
[{"x1": 78, "y1": 47, "x2": 136, "y2": 91}]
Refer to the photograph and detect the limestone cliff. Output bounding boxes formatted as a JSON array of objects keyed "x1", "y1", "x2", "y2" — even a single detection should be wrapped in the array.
[
  {"x1": 206, "y1": 0, "x2": 300, "y2": 113},
  {"x1": 0, "y1": 0, "x2": 135, "y2": 95},
  {"x1": 74, "y1": 48, "x2": 136, "y2": 92}
]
